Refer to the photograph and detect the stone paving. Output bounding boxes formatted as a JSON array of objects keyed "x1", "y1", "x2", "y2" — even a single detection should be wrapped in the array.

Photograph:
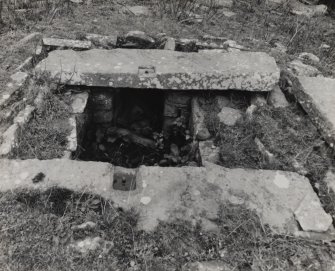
[{"x1": 0, "y1": 158, "x2": 333, "y2": 236}]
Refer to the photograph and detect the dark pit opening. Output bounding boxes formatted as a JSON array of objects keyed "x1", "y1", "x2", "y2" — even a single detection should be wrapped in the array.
[{"x1": 78, "y1": 88, "x2": 200, "y2": 168}]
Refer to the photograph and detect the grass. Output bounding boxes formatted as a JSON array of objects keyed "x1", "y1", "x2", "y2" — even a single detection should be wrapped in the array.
[
  {"x1": 10, "y1": 86, "x2": 71, "y2": 160},
  {"x1": 214, "y1": 104, "x2": 332, "y2": 183},
  {"x1": 0, "y1": 188, "x2": 334, "y2": 271}
]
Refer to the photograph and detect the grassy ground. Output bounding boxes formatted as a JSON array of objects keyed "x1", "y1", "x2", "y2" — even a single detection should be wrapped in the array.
[
  {"x1": 0, "y1": 188, "x2": 334, "y2": 271},
  {"x1": 9, "y1": 86, "x2": 71, "y2": 159}
]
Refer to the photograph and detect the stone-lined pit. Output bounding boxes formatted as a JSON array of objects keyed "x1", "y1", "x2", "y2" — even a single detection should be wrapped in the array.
[{"x1": 75, "y1": 88, "x2": 200, "y2": 168}]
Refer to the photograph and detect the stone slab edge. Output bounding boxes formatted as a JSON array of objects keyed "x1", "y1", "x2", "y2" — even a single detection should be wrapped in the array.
[
  {"x1": 0, "y1": 72, "x2": 29, "y2": 109},
  {"x1": 0, "y1": 158, "x2": 332, "y2": 238},
  {"x1": 289, "y1": 72, "x2": 335, "y2": 148},
  {"x1": 0, "y1": 105, "x2": 35, "y2": 156},
  {"x1": 63, "y1": 91, "x2": 90, "y2": 158}
]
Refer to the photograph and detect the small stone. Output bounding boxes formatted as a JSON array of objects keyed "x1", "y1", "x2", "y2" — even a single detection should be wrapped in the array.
[
  {"x1": 123, "y1": 6, "x2": 150, "y2": 16},
  {"x1": 42, "y1": 37, "x2": 92, "y2": 50},
  {"x1": 199, "y1": 141, "x2": 220, "y2": 164},
  {"x1": 10, "y1": 72, "x2": 28, "y2": 86},
  {"x1": 182, "y1": 261, "x2": 233, "y2": 271},
  {"x1": 320, "y1": 43, "x2": 330, "y2": 50},
  {"x1": 70, "y1": 237, "x2": 103, "y2": 254},
  {"x1": 170, "y1": 143, "x2": 179, "y2": 156},
  {"x1": 268, "y1": 85, "x2": 289, "y2": 108},
  {"x1": 124, "y1": 31, "x2": 155, "y2": 48},
  {"x1": 324, "y1": 170, "x2": 335, "y2": 194},
  {"x1": 290, "y1": 0, "x2": 327, "y2": 17},
  {"x1": 140, "y1": 196, "x2": 152, "y2": 205},
  {"x1": 14, "y1": 105, "x2": 35, "y2": 126},
  {"x1": 164, "y1": 37, "x2": 176, "y2": 51},
  {"x1": 273, "y1": 42, "x2": 287, "y2": 53},
  {"x1": 294, "y1": 193, "x2": 332, "y2": 232},
  {"x1": 196, "y1": 128, "x2": 211, "y2": 141},
  {"x1": 71, "y1": 92, "x2": 89, "y2": 114},
  {"x1": 298, "y1": 52, "x2": 320, "y2": 63},
  {"x1": 0, "y1": 124, "x2": 18, "y2": 156},
  {"x1": 72, "y1": 221, "x2": 97, "y2": 231},
  {"x1": 217, "y1": 107, "x2": 242, "y2": 126},
  {"x1": 198, "y1": 49, "x2": 228, "y2": 54},
  {"x1": 85, "y1": 33, "x2": 117, "y2": 49},
  {"x1": 287, "y1": 60, "x2": 321, "y2": 77},
  {"x1": 221, "y1": 8, "x2": 236, "y2": 17},
  {"x1": 250, "y1": 94, "x2": 266, "y2": 107},
  {"x1": 223, "y1": 40, "x2": 245, "y2": 50},
  {"x1": 99, "y1": 144, "x2": 106, "y2": 152}
]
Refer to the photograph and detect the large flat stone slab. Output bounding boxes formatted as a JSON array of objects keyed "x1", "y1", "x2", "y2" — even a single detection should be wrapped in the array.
[
  {"x1": 35, "y1": 49, "x2": 280, "y2": 92},
  {"x1": 0, "y1": 159, "x2": 113, "y2": 197},
  {"x1": 292, "y1": 76, "x2": 335, "y2": 148},
  {"x1": 0, "y1": 159, "x2": 331, "y2": 234}
]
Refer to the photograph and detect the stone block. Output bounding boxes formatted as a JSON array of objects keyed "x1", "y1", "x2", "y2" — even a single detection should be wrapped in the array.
[
  {"x1": 85, "y1": 33, "x2": 117, "y2": 49},
  {"x1": 42, "y1": 37, "x2": 92, "y2": 50},
  {"x1": 90, "y1": 91, "x2": 113, "y2": 111},
  {"x1": 35, "y1": 49, "x2": 280, "y2": 92},
  {"x1": 71, "y1": 91, "x2": 89, "y2": 113},
  {"x1": 292, "y1": 76, "x2": 335, "y2": 148},
  {"x1": 268, "y1": 85, "x2": 289, "y2": 108},
  {"x1": 199, "y1": 140, "x2": 220, "y2": 164}
]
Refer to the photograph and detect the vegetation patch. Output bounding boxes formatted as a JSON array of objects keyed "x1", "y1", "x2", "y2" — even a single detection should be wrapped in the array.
[
  {"x1": 10, "y1": 88, "x2": 71, "y2": 160},
  {"x1": 214, "y1": 104, "x2": 333, "y2": 183},
  {"x1": 0, "y1": 189, "x2": 334, "y2": 271}
]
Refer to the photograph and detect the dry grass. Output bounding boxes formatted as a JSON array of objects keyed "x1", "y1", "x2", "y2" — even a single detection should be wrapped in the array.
[
  {"x1": 0, "y1": 188, "x2": 334, "y2": 271},
  {"x1": 215, "y1": 104, "x2": 332, "y2": 182},
  {"x1": 10, "y1": 87, "x2": 71, "y2": 160}
]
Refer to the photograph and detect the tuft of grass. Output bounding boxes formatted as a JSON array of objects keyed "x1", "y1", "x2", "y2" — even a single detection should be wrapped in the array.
[
  {"x1": 10, "y1": 87, "x2": 71, "y2": 160},
  {"x1": 0, "y1": 189, "x2": 334, "y2": 271}
]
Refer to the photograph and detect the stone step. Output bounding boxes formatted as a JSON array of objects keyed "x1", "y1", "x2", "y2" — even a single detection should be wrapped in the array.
[
  {"x1": 0, "y1": 158, "x2": 332, "y2": 235},
  {"x1": 34, "y1": 49, "x2": 280, "y2": 92}
]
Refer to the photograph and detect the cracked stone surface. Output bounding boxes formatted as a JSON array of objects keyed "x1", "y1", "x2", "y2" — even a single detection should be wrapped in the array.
[
  {"x1": 292, "y1": 76, "x2": 335, "y2": 148},
  {"x1": 35, "y1": 49, "x2": 280, "y2": 92},
  {"x1": 0, "y1": 159, "x2": 331, "y2": 234}
]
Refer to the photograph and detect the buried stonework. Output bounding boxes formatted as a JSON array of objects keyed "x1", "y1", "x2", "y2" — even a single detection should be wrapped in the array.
[{"x1": 1, "y1": 37, "x2": 335, "y2": 240}]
